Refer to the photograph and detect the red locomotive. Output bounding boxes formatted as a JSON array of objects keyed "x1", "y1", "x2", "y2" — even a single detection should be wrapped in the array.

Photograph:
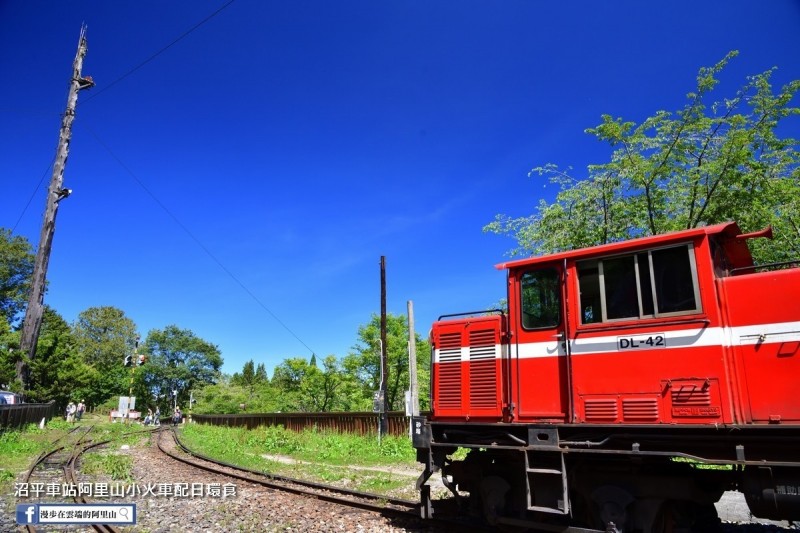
[{"x1": 412, "y1": 221, "x2": 800, "y2": 532}]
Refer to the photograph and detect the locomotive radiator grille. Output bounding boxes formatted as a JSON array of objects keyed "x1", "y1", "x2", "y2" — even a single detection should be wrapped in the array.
[
  {"x1": 583, "y1": 398, "x2": 618, "y2": 421},
  {"x1": 622, "y1": 398, "x2": 659, "y2": 421},
  {"x1": 433, "y1": 317, "x2": 504, "y2": 417},
  {"x1": 469, "y1": 360, "x2": 497, "y2": 408},
  {"x1": 438, "y1": 332, "x2": 463, "y2": 409},
  {"x1": 469, "y1": 329, "x2": 498, "y2": 409}
]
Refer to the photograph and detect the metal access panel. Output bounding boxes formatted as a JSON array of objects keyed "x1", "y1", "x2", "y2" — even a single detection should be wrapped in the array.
[{"x1": 431, "y1": 315, "x2": 506, "y2": 420}]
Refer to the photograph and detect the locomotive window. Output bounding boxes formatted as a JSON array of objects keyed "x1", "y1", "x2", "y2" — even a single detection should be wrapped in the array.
[
  {"x1": 578, "y1": 262, "x2": 601, "y2": 323},
  {"x1": 603, "y1": 256, "x2": 639, "y2": 320},
  {"x1": 577, "y1": 244, "x2": 701, "y2": 324},
  {"x1": 520, "y1": 269, "x2": 560, "y2": 329},
  {"x1": 652, "y1": 246, "x2": 698, "y2": 313}
]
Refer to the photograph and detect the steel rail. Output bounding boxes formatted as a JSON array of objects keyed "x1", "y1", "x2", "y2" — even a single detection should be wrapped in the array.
[
  {"x1": 22, "y1": 424, "x2": 159, "y2": 533},
  {"x1": 23, "y1": 425, "x2": 96, "y2": 533},
  {"x1": 158, "y1": 427, "x2": 420, "y2": 518}
]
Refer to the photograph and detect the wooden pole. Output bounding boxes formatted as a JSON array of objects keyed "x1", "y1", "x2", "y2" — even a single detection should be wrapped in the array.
[
  {"x1": 379, "y1": 255, "x2": 388, "y2": 436},
  {"x1": 18, "y1": 25, "x2": 94, "y2": 389}
]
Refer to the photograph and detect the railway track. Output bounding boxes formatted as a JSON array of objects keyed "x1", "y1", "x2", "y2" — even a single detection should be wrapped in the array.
[
  {"x1": 158, "y1": 427, "x2": 420, "y2": 518},
  {"x1": 18, "y1": 424, "x2": 158, "y2": 533},
  {"x1": 14, "y1": 422, "x2": 791, "y2": 532},
  {"x1": 20, "y1": 425, "x2": 113, "y2": 533},
  {"x1": 154, "y1": 427, "x2": 495, "y2": 532}
]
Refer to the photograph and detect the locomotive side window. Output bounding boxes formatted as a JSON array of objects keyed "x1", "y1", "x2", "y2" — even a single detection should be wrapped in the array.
[
  {"x1": 520, "y1": 269, "x2": 560, "y2": 329},
  {"x1": 651, "y1": 246, "x2": 698, "y2": 313},
  {"x1": 577, "y1": 244, "x2": 701, "y2": 324}
]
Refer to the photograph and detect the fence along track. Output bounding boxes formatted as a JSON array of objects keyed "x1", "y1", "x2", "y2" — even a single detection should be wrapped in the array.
[
  {"x1": 158, "y1": 427, "x2": 419, "y2": 517},
  {"x1": 0, "y1": 401, "x2": 58, "y2": 430},
  {"x1": 193, "y1": 411, "x2": 427, "y2": 437}
]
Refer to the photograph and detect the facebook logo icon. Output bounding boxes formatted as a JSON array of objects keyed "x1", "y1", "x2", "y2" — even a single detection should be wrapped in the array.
[{"x1": 16, "y1": 504, "x2": 38, "y2": 524}]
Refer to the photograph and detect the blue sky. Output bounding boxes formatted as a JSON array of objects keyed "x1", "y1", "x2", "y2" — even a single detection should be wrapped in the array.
[{"x1": 2, "y1": 1, "x2": 798, "y2": 376}]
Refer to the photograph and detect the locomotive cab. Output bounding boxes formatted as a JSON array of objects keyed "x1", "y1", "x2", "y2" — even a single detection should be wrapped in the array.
[{"x1": 413, "y1": 222, "x2": 800, "y2": 532}]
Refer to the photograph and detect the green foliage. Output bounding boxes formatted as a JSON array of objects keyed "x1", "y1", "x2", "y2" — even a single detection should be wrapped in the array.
[
  {"x1": 485, "y1": 51, "x2": 800, "y2": 263},
  {"x1": 0, "y1": 317, "x2": 21, "y2": 390},
  {"x1": 72, "y1": 306, "x2": 138, "y2": 407},
  {"x1": 181, "y1": 423, "x2": 416, "y2": 466},
  {"x1": 141, "y1": 325, "x2": 223, "y2": 413},
  {"x1": 230, "y1": 359, "x2": 269, "y2": 390},
  {"x1": 181, "y1": 423, "x2": 416, "y2": 496},
  {"x1": 272, "y1": 355, "x2": 356, "y2": 412},
  {"x1": 244, "y1": 424, "x2": 303, "y2": 453},
  {"x1": 343, "y1": 313, "x2": 431, "y2": 411},
  {"x1": 11, "y1": 307, "x2": 96, "y2": 407},
  {"x1": 0, "y1": 228, "x2": 35, "y2": 326},
  {"x1": 80, "y1": 452, "x2": 134, "y2": 482},
  {"x1": 0, "y1": 426, "x2": 51, "y2": 488},
  {"x1": 195, "y1": 378, "x2": 280, "y2": 414}
]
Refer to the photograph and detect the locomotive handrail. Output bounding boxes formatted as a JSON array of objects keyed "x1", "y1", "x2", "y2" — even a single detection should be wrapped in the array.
[{"x1": 436, "y1": 308, "x2": 505, "y2": 321}]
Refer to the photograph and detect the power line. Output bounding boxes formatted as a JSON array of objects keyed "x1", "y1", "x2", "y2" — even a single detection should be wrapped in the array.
[
  {"x1": 81, "y1": 123, "x2": 319, "y2": 358},
  {"x1": 80, "y1": 0, "x2": 237, "y2": 106},
  {"x1": 11, "y1": 158, "x2": 54, "y2": 234},
  {"x1": 9, "y1": 0, "x2": 236, "y2": 234}
]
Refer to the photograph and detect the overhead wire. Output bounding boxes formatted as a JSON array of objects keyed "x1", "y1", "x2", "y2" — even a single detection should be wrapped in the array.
[
  {"x1": 80, "y1": 121, "x2": 319, "y2": 358},
  {"x1": 11, "y1": 158, "x2": 55, "y2": 234},
  {"x1": 14, "y1": 0, "x2": 319, "y2": 357},
  {"x1": 11, "y1": 0, "x2": 235, "y2": 235},
  {"x1": 79, "y1": 0, "x2": 237, "y2": 107}
]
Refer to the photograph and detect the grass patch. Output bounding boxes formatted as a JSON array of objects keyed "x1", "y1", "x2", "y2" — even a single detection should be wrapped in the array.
[
  {"x1": 80, "y1": 453, "x2": 134, "y2": 482},
  {"x1": 0, "y1": 414, "x2": 154, "y2": 492},
  {"x1": 179, "y1": 423, "x2": 420, "y2": 496},
  {"x1": 182, "y1": 423, "x2": 415, "y2": 466},
  {"x1": 0, "y1": 424, "x2": 59, "y2": 490}
]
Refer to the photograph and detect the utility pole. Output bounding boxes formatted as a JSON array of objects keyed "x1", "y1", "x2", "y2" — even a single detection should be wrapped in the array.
[
  {"x1": 379, "y1": 256, "x2": 388, "y2": 436},
  {"x1": 407, "y1": 300, "x2": 419, "y2": 417},
  {"x1": 17, "y1": 25, "x2": 94, "y2": 389}
]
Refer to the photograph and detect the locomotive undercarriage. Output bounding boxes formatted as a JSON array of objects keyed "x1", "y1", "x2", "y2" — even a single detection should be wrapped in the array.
[{"x1": 413, "y1": 418, "x2": 800, "y2": 532}]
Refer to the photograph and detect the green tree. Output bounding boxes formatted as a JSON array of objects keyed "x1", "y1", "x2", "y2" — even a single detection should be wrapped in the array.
[
  {"x1": 231, "y1": 359, "x2": 256, "y2": 388},
  {"x1": 71, "y1": 306, "x2": 138, "y2": 405},
  {"x1": 254, "y1": 362, "x2": 268, "y2": 383},
  {"x1": 343, "y1": 313, "x2": 431, "y2": 411},
  {"x1": 0, "y1": 308, "x2": 97, "y2": 406},
  {"x1": 0, "y1": 229, "x2": 35, "y2": 325},
  {"x1": 271, "y1": 355, "x2": 357, "y2": 412},
  {"x1": 485, "y1": 51, "x2": 800, "y2": 262},
  {"x1": 141, "y1": 325, "x2": 223, "y2": 413},
  {"x1": 195, "y1": 377, "x2": 279, "y2": 414},
  {"x1": 27, "y1": 307, "x2": 96, "y2": 408},
  {"x1": 226, "y1": 359, "x2": 274, "y2": 412},
  {"x1": 0, "y1": 317, "x2": 20, "y2": 390}
]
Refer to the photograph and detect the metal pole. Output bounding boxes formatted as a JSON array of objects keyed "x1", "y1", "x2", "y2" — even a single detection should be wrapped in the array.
[
  {"x1": 18, "y1": 25, "x2": 94, "y2": 389},
  {"x1": 407, "y1": 300, "x2": 419, "y2": 417},
  {"x1": 130, "y1": 335, "x2": 139, "y2": 397}
]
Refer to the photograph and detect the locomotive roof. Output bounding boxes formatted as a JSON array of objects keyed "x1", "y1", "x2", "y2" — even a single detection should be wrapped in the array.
[{"x1": 495, "y1": 221, "x2": 744, "y2": 271}]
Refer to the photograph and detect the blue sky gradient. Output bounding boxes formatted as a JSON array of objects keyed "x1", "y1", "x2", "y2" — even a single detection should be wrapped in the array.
[{"x1": 2, "y1": 1, "x2": 798, "y2": 375}]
